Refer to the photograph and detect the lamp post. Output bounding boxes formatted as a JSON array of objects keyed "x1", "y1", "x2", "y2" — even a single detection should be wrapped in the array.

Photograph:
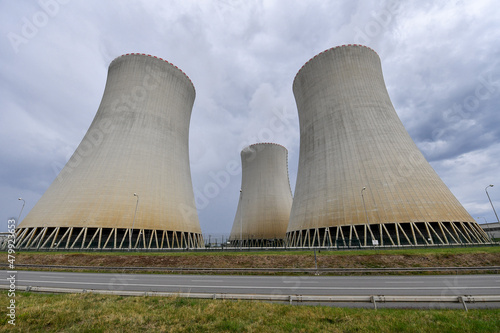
[
  {"x1": 361, "y1": 187, "x2": 369, "y2": 225},
  {"x1": 476, "y1": 217, "x2": 493, "y2": 239},
  {"x1": 130, "y1": 193, "x2": 139, "y2": 250},
  {"x1": 485, "y1": 185, "x2": 499, "y2": 223},
  {"x1": 239, "y1": 189, "x2": 243, "y2": 250},
  {"x1": 17, "y1": 198, "x2": 25, "y2": 228},
  {"x1": 476, "y1": 216, "x2": 487, "y2": 224},
  {"x1": 359, "y1": 187, "x2": 370, "y2": 248}
]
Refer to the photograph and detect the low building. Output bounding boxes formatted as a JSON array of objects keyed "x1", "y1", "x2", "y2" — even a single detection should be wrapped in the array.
[{"x1": 481, "y1": 222, "x2": 500, "y2": 240}]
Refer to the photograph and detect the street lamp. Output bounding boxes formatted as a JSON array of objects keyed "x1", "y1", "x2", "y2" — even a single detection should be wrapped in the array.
[
  {"x1": 239, "y1": 189, "x2": 243, "y2": 249},
  {"x1": 361, "y1": 187, "x2": 369, "y2": 224},
  {"x1": 476, "y1": 216, "x2": 487, "y2": 224},
  {"x1": 130, "y1": 193, "x2": 139, "y2": 249},
  {"x1": 359, "y1": 187, "x2": 370, "y2": 248},
  {"x1": 17, "y1": 198, "x2": 26, "y2": 228},
  {"x1": 485, "y1": 185, "x2": 499, "y2": 223},
  {"x1": 476, "y1": 217, "x2": 493, "y2": 239}
]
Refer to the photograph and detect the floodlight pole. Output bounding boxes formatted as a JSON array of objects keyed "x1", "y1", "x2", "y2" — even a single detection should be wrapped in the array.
[
  {"x1": 476, "y1": 216, "x2": 493, "y2": 239},
  {"x1": 17, "y1": 198, "x2": 26, "y2": 228},
  {"x1": 485, "y1": 185, "x2": 499, "y2": 223},
  {"x1": 130, "y1": 193, "x2": 139, "y2": 250},
  {"x1": 240, "y1": 189, "x2": 243, "y2": 250},
  {"x1": 361, "y1": 187, "x2": 369, "y2": 224}
]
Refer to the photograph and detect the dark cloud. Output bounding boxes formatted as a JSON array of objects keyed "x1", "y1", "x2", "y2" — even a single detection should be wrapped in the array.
[{"x1": 1, "y1": 0, "x2": 499, "y2": 234}]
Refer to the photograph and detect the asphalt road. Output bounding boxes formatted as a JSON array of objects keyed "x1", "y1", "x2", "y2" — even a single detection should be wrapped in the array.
[{"x1": 2, "y1": 270, "x2": 499, "y2": 297}]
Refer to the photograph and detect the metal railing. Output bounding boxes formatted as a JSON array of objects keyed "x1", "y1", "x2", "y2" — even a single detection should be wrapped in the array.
[{"x1": 1, "y1": 285, "x2": 498, "y2": 310}]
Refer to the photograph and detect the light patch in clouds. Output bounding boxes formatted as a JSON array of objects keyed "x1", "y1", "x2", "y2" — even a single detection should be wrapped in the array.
[{"x1": 1, "y1": 0, "x2": 499, "y2": 239}]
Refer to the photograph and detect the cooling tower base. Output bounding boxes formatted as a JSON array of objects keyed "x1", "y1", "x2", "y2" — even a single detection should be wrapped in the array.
[
  {"x1": 286, "y1": 221, "x2": 491, "y2": 248},
  {"x1": 228, "y1": 238, "x2": 285, "y2": 248},
  {"x1": 14, "y1": 227, "x2": 204, "y2": 250}
]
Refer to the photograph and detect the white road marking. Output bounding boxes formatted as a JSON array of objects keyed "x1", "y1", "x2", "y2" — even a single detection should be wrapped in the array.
[
  {"x1": 191, "y1": 280, "x2": 224, "y2": 283},
  {"x1": 39, "y1": 276, "x2": 65, "y2": 279},
  {"x1": 385, "y1": 281, "x2": 427, "y2": 284},
  {"x1": 11, "y1": 280, "x2": 500, "y2": 291}
]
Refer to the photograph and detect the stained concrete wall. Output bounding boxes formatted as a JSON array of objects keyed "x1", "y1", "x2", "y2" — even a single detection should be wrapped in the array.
[
  {"x1": 287, "y1": 45, "x2": 475, "y2": 233},
  {"x1": 230, "y1": 143, "x2": 293, "y2": 241},
  {"x1": 19, "y1": 54, "x2": 201, "y2": 233}
]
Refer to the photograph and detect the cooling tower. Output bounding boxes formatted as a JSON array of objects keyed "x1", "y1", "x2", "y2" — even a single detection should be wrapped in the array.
[
  {"x1": 286, "y1": 45, "x2": 490, "y2": 247},
  {"x1": 16, "y1": 53, "x2": 203, "y2": 249},
  {"x1": 229, "y1": 143, "x2": 293, "y2": 247}
]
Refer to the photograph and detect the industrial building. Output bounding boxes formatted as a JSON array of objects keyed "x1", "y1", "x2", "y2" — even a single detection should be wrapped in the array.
[
  {"x1": 16, "y1": 53, "x2": 204, "y2": 249},
  {"x1": 229, "y1": 143, "x2": 293, "y2": 247},
  {"x1": 286, "y1": 45, "x2": 491, "y2": 247},
  {"x1": 480, "y1": 222, "x2": 500, "y2": 240}
]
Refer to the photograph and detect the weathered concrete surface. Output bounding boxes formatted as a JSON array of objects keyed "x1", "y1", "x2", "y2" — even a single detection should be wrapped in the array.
[
  {"x1": 19, "y1": 54, "x2": 201, "y2": 233},
  {"x1": 230, "y1": 143, "x2": 293, "y2": 242},
  {"x1": 288, "y1": 45, "x2": 475, "y2": 233}
]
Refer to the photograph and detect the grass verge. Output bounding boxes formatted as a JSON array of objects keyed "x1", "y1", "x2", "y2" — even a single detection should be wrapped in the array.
[
  {"x1": 1, "y1": 292, "x2": 500, "y2": 332},
  {"x1": 2, "y1": 246, "x2": 499, "y2": 274},
  {"x1": 8, "y1": 245, "x2": 500, "y2": 257}
]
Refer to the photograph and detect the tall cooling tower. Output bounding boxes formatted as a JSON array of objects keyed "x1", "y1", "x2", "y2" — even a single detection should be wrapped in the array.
[
  {"x1": 286, "y1": 45, "x2": 490, "y2": 247},
  {"x1": 229, "y1": 143, "x2": 293, "y2": 247},
  {"x1": 16, "y1": 53, "x2": 203, "y2": 249}
]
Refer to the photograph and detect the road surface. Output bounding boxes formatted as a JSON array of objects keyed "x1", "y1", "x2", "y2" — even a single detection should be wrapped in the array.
[{"x1": 2, "y1": 270, "x2": 499, "y2": 308}]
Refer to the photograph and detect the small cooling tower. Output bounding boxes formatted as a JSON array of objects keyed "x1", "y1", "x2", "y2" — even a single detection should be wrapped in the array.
[{"x1": 229, "y1": 143, "x2": 293, "y2": 247}]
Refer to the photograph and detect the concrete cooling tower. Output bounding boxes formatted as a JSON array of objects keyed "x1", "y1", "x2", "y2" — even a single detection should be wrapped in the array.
[
  {"x1": 229, "y1": 143, "x2": 293, "y2": 247},
  {"x1": 16, "y1": 53, "x2": 204, "y2": 249},
  {"x1": 286, "y1": 44, "x2": 490, "y2": 247}
]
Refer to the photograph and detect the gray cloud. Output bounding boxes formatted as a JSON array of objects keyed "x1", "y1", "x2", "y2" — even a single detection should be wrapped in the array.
[{"x1": 1, "y1": 0, "x2": 499, "y2": 236}]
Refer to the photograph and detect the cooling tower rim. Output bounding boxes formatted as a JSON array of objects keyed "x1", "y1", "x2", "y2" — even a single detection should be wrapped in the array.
[
  {"x1": 242, "y1": 142, "x2": 293, "y2": 196},
  {"x1": 293, "y1": 44, "x2": 378, "y2": 84},
  {"x1": 110, "y1": 53, "x2": 195, "y2": 91},
  {"x1": 244, "y1": 142, "x2": 288, "y2": 151}
]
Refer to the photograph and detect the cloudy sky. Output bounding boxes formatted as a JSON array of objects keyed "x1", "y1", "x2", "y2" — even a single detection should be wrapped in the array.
[{"x1": 1, "y1": 0, "x2": 499, "y2": 240}]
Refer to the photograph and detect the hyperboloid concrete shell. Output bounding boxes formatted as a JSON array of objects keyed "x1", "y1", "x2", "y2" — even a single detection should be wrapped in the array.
[
  {"x1": 286, "y1": 45, "x2": 490, "y2": 247},
  {"x1": 229, "y1": 143, "x2": 293, "y2": 247},
  {"x1": 16, "y1": 53, "x2": 204, "y2": 249}
]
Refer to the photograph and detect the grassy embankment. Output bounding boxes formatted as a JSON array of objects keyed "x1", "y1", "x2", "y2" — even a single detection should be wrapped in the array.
[
  {"x1": 3, "y1": 246, "x2": 500, "y2": 274},
  {"x1": 1, "y1": 291, "x2": 499, "y2": 332}
]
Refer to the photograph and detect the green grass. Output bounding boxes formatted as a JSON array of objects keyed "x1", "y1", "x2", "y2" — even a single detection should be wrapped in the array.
[
  {"x1": 9, "y1": 244, "x2": 500, "y2": 257},
  {"x1": 3, "y1": 245, "x2": 499, "y2": 277},
  {"x1": 1, "y1": 292, "x2": 499, "y2": 332}
]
